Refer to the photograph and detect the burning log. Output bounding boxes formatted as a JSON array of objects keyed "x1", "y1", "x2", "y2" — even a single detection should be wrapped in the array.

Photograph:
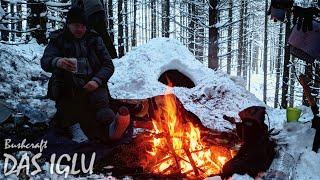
[
  {"x1": 164, "y1": 132, "x2": 182, "y2": 173},
  {"x1": 183, "y1": 146, "x2": 200, "y2": 176}
]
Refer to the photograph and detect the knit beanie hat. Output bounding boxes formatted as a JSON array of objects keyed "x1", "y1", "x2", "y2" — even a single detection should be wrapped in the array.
[{"x1": 66, "y1": 7, "x2": 87, "y2": 25}]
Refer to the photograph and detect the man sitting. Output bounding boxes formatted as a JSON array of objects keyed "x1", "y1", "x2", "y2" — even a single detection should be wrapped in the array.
[{"x1": 40, "y1": 7, "x2": 130, "y2": 143}]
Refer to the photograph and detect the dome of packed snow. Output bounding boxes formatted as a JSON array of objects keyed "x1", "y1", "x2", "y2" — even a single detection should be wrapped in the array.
[{"x1": 109, "y1": 38, "x2": 264, "y2": 131}]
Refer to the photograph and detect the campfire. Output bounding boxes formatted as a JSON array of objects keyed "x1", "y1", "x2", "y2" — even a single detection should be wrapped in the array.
[
  {"x1": 136, "y1": 87, "x2": 233, "y2": 178},
  {"x1": 107, "y1": 94, "x2": 276, "y2": 179}
]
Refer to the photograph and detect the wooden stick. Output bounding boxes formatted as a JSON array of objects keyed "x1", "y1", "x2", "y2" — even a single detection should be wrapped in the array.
[
  {"x1": 183, "y1": 146, "x2": 200, "y2": 176},
  {"x1": 164, "y1": 134, "x2": 182, "y2": 172}
]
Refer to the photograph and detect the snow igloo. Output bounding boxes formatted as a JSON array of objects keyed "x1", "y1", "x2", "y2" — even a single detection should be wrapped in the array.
[{"x1": 109, "y1": 37, "x2": 263, "y2": 131}]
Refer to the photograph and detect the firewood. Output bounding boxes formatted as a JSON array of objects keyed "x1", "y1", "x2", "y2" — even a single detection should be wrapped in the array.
[
  {"x1": 182, "y1": 146, "x2": 199, "y2": 176},
  {"x1": 164, "y1": 134, "x2": 182, "y2": 172}
]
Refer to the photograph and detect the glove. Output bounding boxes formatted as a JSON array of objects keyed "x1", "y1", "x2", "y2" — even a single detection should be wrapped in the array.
[
  {"x1": 267, "y1": 0, "x2": 294, "y2": 22},
  {"x1": 270, "y1": 0, "x2": 294, "y2": 10},
  {"x1": 293, "y1": 6, "x2": 320, "y2": 32}
]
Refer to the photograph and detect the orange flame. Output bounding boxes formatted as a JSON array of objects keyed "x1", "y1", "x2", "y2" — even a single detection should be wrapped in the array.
[{"x1": 142, "y1": 86, "x2": 232, "y2": 178}]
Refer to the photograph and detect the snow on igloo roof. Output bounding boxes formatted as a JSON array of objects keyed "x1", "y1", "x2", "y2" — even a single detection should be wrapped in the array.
[
  {"x1": 109, "y1": 38, "x2": 264, "y2": 131},
  {"x1": 109, "y1": 37, "x2": 205, "y2": 99}
]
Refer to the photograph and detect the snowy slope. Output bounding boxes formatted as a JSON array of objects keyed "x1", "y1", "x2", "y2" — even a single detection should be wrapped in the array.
[
  {"x1": 0, "y1": 41, "x2": 55, "y2": 123},
  {"x1": 109, "y1": 38, "x2": 264, "y2": 131}
]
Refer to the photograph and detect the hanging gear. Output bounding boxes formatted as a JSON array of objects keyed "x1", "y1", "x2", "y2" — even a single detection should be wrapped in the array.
[
  {"x1": 292, "y1": 6, "x2": 320, "y2": 32},
  {"x1": 268, "y1": 0, "x2": 294, "y2": 22}
]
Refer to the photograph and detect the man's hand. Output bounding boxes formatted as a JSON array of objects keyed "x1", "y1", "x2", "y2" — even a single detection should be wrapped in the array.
[
  {"x1": 57, "y1": 58, "x2": 76, "y2": 72},
  {"x1": 83, "y1": 81, "x2": 99, "y2": 92}
]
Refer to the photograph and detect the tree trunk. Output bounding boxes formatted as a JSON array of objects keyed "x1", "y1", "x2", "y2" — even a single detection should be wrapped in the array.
[
  {"x1": 194, "y1": 3, "x2": 203, "y2": 61},
  {"x1": 197, "y1": 29, "x2": 205, "y2": 62},
  {"x1": 227, "y1": 0, "x2": 233, "y2": 74},
  {"x1": 248, "y1": 20, "x2": 253, "y2": 91},
  {"x1": 17, "y1": 4, "x2": 22, "y2": 38},
  {"x1": 118, "y1": 0, "x2": 125, "y2": 57},
  {"x1": 275, "y1": 23, "x2": 283, "y2": 108},
  {"x1": 263, "y1": 0, "x2": 268, "y2": 103},
  {"x1": 144, "y1": 0, "x2": 148, "y2": 42},
  {"x1": 1, "y1": 1, "x2": 9, "y2": 41},
  {"x1": 252, "y1": 33, "x2": 259, "y2": 74},
  {"x1": 281, "y1": 11, "x2": 292, "y2": 108},
  {"x1": 179, "y1": 2, "x2": 185, "y2": 44},
  {"x1": 315, "y1": 63, "x2": 320, "y2": 104},
  {"x1": 161, "y1": 0, "x2": 170, "y2": 37},
  {"x1": 151, "y1": 0, "x2": 157, "y2": 38},
  {"x1": 132, "y1": 0, "x2": 137, "y2": 46},
  {"x1": 208, "y1": 0, "x2": 219, "y2": 70},
  {"x1": 188, "y1": 2, "x2": 195, "y2": 54},
  {"x1": 27, "y1": 0, "x2": 48, "y2": 44},
  {"x1": 141, "y1": 0, "x2": 144, "y2": 43},
  {"x1": 172, "y1": 0, "x2": 176, "y2": 38},
  {"x1": 237, "y1": 0, "x2": 244, "y2": 76},
  {"x1": 108, "y1": 0, "x2": 114, "y2": 42},
  {"x1": 289, "y1": 57, "x2": 295, "y2": 107},
  {"x1": 243, "y1": 0, "x2": 248, "y2": 83},
  {"x1": 303, "y1": 63, "x2": 313, "y2": 106},
  {"x1": 10, "y1": 3, "x2": 15, "y2": 41},
  {"x1": 124, "y1": 0, "x2": 129, "y2": 52}
]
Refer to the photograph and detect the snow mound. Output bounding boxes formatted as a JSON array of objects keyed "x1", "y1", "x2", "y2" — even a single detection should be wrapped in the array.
[
  {"x1": 109, "y1": 38, "x2": 264, "y2": 131},
  {"x1": 0, "y1": 42, "x2": 55, "y2": 123}
]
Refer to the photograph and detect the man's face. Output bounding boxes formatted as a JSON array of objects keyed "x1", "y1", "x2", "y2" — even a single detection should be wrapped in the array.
[{"x1": 68, "y1": 23, "x2": 86, "y2": 39}]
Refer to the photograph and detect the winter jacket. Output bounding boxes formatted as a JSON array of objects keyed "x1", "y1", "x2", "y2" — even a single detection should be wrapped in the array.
[
  {"x1": 40, "y1": 28, "x2": 114, "y2": 100},
  {"x1": 71, "y1": 0, "x2": 104, "y2": 17}
]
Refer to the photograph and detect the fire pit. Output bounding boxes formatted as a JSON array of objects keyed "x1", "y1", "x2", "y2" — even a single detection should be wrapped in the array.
[
  {"x1": 137, "y1": 93, "x2": 232, "y2": 178},
  {"x1": 106, "y1": 87, "x2": 240, "y2": 179},
  {"x1": 102, "y1": 94, "x2": 277, "y2": 179}
]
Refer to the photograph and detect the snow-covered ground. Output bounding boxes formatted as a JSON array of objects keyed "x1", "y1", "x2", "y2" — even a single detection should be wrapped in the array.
[
  {"x1": 0, "y1": 38, "x2": 319, "y2": 179},
  {"x1": 0, "y1": 40, "x2": 56, "y2": 123}
]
